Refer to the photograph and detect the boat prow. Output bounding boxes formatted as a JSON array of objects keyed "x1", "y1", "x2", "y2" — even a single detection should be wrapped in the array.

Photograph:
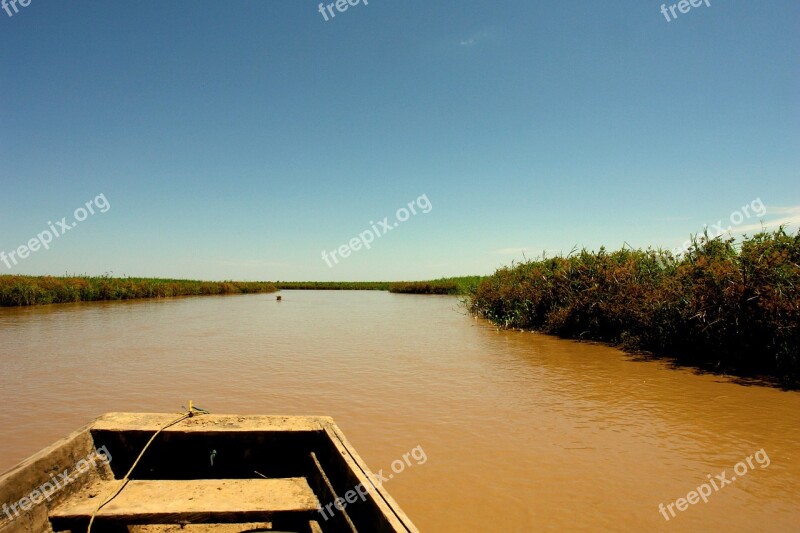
[{"x1": 0, "y1": 413, "x2": 419, "y2": 532}]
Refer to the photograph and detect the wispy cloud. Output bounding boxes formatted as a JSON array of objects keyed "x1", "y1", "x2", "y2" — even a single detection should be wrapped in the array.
[
  {"x1": 213, "y1": 258, "x2": 291, "y2": 268},
  {"x1": 662, "y1": 205, "x2": 800, "y2": 246},
  {"x1": 654, "y1": 216, "x2": 693, "y2": 222},
  {"x1": 458, "y1": 28, "x2": 494, "y2": 47},
  {"x1": 489, "y1": 247, "x2": 556, "y2": 257},
  {"x1": 177, "y1": 257, "x2": 291, "y2": 269},
  {"x1": 766, "y1": 205, "x2": 800, "y2": 217},
  {"x1": 733, "y1": 205, "x2": 800, "y2": 234}
]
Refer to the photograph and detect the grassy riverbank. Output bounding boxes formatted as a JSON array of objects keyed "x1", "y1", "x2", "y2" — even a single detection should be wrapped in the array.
[
  {"x1": 276, "y1": 277, "x2": 484, "y2": 295},
  {"x1": 0, "y1": 276, "x2": 278, "y2": 306},
  {"x1": 0, "y1": 276, "x2": 481, "y2": 306},
  {"x1": 275, "y1": 281, "x2": 391, "y2": 290},
  {"x1": 470, "y1": 229, "x2": 800, "y2": 387},
  {"x1": 388, "y1": 276, "x2": 486, "y2": 295}
]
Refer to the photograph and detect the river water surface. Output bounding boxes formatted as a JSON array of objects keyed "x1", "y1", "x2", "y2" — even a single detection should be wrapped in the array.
[{"x1": 0, "y1": 291, "x2": 798, "y2": 531}]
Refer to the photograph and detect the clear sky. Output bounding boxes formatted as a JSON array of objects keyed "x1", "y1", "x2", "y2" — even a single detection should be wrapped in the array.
[{"x1": 1, "y1": 0, "x2": 798, "y2": 281}]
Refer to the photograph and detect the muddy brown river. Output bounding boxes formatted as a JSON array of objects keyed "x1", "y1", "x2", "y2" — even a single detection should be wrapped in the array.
[{"x1": 0, "y1": 290, "x2": 798, "y2": 531}]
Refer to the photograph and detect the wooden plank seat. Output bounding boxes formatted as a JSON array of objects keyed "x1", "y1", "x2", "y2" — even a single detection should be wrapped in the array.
[{"x1": 50, "y1": 478, "x2": 319, "y2": 525}]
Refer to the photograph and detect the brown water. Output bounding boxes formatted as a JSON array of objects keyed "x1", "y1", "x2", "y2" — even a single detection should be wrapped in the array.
[{"x1": 0, "y1": 291, "x2": 798, "y2": 531}]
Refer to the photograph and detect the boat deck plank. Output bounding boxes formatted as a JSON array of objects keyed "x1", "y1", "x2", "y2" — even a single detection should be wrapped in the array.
[
  {"x1": 50, "y1": 478, "x2": 319, "y2": 522},
  {"x1": 90, "y1": 413, "x2": 332, "y2": 433}
]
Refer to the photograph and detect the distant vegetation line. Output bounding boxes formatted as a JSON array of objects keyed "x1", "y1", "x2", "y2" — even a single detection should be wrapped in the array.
[
  {"x1": 470, "y1": 229, "x2": 800, "y2": 387},
  {"x1": 0, "y1": 276, "x2": 483, "y2": 306},
  {"x1": 274, "y1": 281, "x2": 391, "y2": 291},
  {"x1": 388, "y1": 276, "x2": 486, "y2": 295},
  {"x1": 276, "y1": 277, "x2": 485, "y2": 295},
  {"x1": 0, "y1": 276, "x2": 278, "y2": 306}
]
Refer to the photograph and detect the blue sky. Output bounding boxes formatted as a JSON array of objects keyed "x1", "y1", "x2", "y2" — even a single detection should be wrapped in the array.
[{"x1": 1, "y1": 0, "x2": 798, "y2": 281}]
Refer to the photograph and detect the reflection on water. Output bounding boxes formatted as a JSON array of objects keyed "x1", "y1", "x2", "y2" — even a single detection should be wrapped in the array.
[{"x1": 0, "y1": 291, "x2": 798, "y2": 531}]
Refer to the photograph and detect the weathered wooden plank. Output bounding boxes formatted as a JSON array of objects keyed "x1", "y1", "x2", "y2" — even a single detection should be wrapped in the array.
[
  {"x1": 91, "y1": 413, "x2": 333, "y2": 433},
  {"x1": 50, "y1": 478, "x2": 319, "y2": 522}
]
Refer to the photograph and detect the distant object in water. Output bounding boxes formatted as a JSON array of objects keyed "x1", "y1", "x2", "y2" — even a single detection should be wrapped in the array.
[{"x1": 277, "y1": 295, "x2": 282, "y2": 301}]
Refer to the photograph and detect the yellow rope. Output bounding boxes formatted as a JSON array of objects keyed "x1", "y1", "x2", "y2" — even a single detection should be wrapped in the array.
[{"x1": 86, "y1": 402, "x2": 208, "y2": 532}]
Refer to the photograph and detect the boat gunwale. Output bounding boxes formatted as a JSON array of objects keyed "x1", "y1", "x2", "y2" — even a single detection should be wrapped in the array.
[{"x1": 0, "y1": 413, "x2": 419, "y2": 533}]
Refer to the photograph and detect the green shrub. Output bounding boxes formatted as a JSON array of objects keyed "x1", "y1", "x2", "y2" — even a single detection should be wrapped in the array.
[{"x1": 470, "y1": 230, "x2": 800, "y2": 387}]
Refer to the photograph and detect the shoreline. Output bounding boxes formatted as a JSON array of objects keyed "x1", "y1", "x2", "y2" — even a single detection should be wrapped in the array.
[
  {"x1": 0, "y1": 276, "x2": 484, "y2": 307},
  {"x1": 470, "y1": 229, "x2": 800, "y2": 388}
]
